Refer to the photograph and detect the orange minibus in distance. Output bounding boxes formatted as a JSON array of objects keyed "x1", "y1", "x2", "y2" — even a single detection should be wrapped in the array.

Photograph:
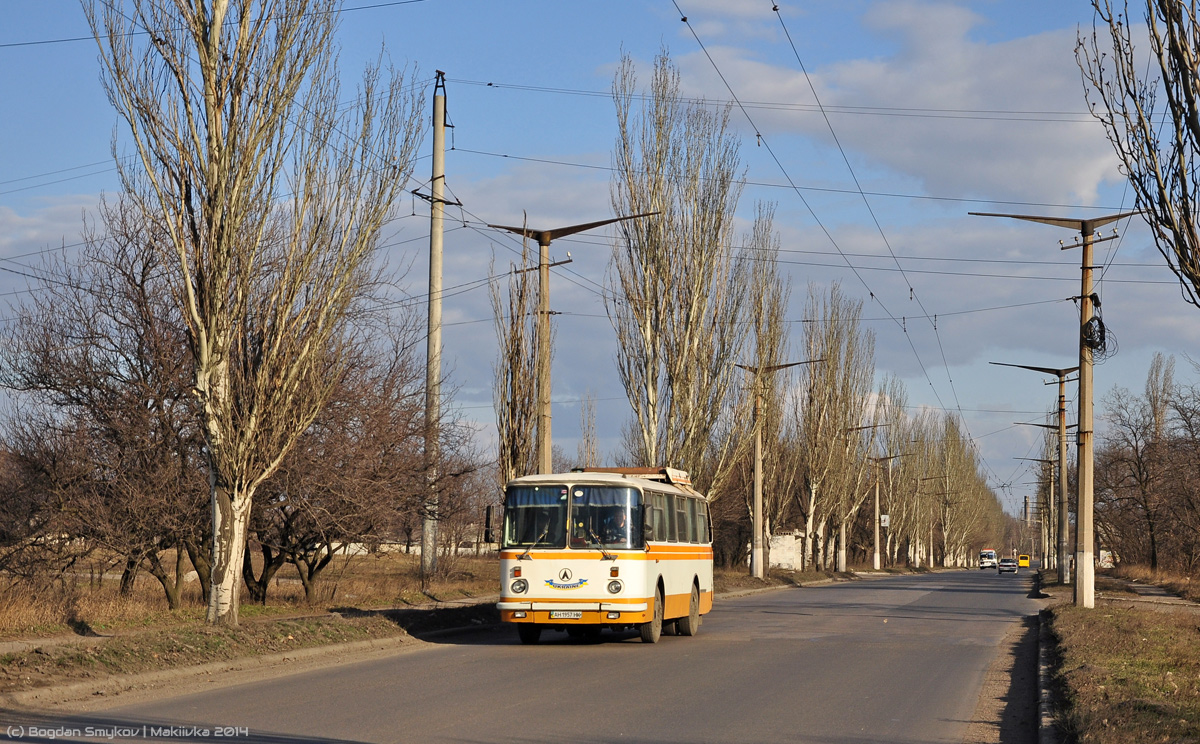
[{"x1": 497, "y1": 467, "x2": 713, "y2": 644}]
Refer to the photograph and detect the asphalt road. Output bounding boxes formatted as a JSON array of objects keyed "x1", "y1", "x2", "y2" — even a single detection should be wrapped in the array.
[{"x1": 7, "y1": 570, "x2": 1042, "y2": 744}]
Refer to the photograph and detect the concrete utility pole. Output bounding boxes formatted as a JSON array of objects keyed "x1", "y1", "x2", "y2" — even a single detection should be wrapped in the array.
[
  {"x1": 736, "y1": 360, "x2": 818, "y2": 578},
  {"x1": 421, "y1": 72, "x2": 447, "y2": 578},
  {"x1": 920, "y1": 471, "x2": 957, "y2": 568},
  {"x1": 992, "y1": 361, "x2": 1078, "y2": 586},
  {"x1": 971, "y1": 210, "x2": 1138, "y2": 608},
  {"x1": 489, "y1": 212, "x2": 657, "y2": 474},
  {"x1": 1016, "y1": 457, "x2": 1059, "y2": 571},
  {"x1": 836, "y1": 424, "x2": 881, "y2": 572},
  {"x1": 868, "y1": 454, "x2": 904, "y2": 571}
]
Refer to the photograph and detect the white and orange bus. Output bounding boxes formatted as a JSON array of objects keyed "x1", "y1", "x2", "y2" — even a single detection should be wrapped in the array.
[{"x1": 497, "y1": 467, "x2": 714, "y2": 644}]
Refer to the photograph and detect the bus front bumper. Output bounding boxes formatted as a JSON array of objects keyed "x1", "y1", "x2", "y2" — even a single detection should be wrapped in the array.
[{"x1": 497, "y1": 600, "x2": 651, "y2": 624}]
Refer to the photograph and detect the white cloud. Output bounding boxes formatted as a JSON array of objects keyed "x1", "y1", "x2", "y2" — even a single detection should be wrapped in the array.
[{"x1": 674, "y1": 0, "x2": 1122, "y2": 204}]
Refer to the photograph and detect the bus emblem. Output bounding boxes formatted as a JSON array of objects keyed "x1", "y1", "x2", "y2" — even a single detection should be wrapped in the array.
[{"x1": 546, "y1": 568, "x2": 587, "y2": 589}]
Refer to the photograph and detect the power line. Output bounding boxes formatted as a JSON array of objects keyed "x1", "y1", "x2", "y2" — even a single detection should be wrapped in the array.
[
  {"x1": 672, "y1": 2, "x2": 951, "y2": 414},
  {"x1": 0, "y1": 0, "x2": 431, "y2": 49},
  {"x1": 450, "y1": 146, "x2": 1136, "y2": 212},
  {"x1": 447, "y1": 77, "x2": 1097, "y2": 123},
  {"x1": 675, "y1": 1, "x2": 1020, "y2": 487}
]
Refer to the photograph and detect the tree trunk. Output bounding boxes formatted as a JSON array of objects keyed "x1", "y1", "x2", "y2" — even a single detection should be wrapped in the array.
[
  {"x1": 184, "y1": 538, "x2": 212, "y2": 601},
  {"x1": 119, "y1": 553, "x2": 141, "y2": 595},
  {"x1": 295, "y1": 560, "x2": 316, "y2": 604},
  {"x1": 837, "y1": 520, "x2": 848, "y2": 573},
  {"x1": 816, "y1": 520, "x2": 828, "y2": 570},
  {"x1": 145, "y1": 550, "x2": 183, "y2": 610},
  {"x1": 207, "y1": 482, "x2": 254, "y2": 625},
  {"x1": 243, "y1": 540, "x2": 287, "y2": 605},
  {"x1": 803, "y1": 481, "x2": 818, "y2": 571}
]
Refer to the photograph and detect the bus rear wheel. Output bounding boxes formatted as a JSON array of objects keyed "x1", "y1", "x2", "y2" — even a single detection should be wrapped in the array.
[
  {"x1": 640, "y1": 586, "x2": 663, "y2": 643},
  {"x1": 677, "y1": 585, "x2": 701, "y2": 637},
  {"x1": 517, "y1": 624, "x2": 542, "y2": 645}
]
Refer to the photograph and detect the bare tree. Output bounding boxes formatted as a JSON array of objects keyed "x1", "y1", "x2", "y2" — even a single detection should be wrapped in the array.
[
  {"x1": 795, "y1": 283, "x2": 875, "y2": 570},
  {"x1": 1167, "y1": 368, "x2": 1200, "y2": 569},
  {"x1": 936, "y1": 415, "x2": 986, "y2": 568},
  {"x1": 0, "y1": 196, "x2": 210, "y2": 609},
  {"x1": 87, "y1": 0, "x2": 424, "y2": 624},
  {"x1": 875, "y1": 375, "x2": 913, "y2": 567},
  {"x1": 577, "y1": 392, "x2": 600, "y2": 468},
  {"x1": 742, "y1": 204, "x2": 797, "y2": 557},
  {"x1": 490, "y1": 238, "x2": 543, "y2": 486},
  {"x1": 1079, "y1": 1, "x2": 1200, "y2": 307},
  {"x1": 1096, "y1": 353, "x2": 1175, "y2": 569},
  {"x1": 244, "y1": 321, "x2": 430, "y2": 603},
  {"x1": 607, "y1": 50, "x2": 750, "y2": 496}
]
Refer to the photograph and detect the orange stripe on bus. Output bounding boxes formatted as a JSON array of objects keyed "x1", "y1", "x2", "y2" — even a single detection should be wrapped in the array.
[{"x1": 500, "y1": 548, "x2": 713, "y2": 561}]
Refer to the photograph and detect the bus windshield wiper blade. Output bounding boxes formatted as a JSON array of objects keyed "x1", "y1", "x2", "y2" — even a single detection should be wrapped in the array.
[
  {"x1": 519, "y1": 524, "x2": 550, "y2": 561},
  {"x1": 586, "y1": 526, "x2": 617, "y2": 561}
]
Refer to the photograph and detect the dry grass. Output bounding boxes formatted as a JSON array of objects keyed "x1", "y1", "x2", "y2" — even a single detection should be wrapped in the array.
[
  {"x1": 0, "y1": 614, "x2": 420, "y2": 695},
  {"x1": 0, "y1": 551, "x2": 500, "y2": 640},
  {"x1": 1048, "y1": 603, "x2": 1200, "y2": 744},
  {"x1": 1110, "y1": 564, "x2": 1200, "y2": 602}
]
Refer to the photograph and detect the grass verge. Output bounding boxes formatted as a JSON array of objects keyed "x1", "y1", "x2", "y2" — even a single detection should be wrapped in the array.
[
  {"x1": 1046, "y1": 595, "x2": 1200, "y2": 742},
  {"x1": 0, "y1": 603, "x2": 499, "y2": 698}
]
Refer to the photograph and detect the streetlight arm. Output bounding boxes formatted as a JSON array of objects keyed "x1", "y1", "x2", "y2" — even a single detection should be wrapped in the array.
[
  {"x1": 969, "y1": 211, "x2": 1140, "y2": 232},
  {"x1": 989, "y1": 361, "x2": 1079, "y2": 378},
  {"x1": 488, "y1": 211, "x2": 661, "y2": 244}
]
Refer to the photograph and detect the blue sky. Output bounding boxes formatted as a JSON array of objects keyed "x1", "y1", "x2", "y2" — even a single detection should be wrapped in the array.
[{"x1": 2, "y1": 1, "x2": 1195, "y2": 515}]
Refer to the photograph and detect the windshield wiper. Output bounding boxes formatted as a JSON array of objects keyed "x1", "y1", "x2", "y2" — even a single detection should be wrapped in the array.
[
  {"x1": 518, "y1": 523, "x2": 551, "y2": 561},
  {"x1": 585, "y1": 525, "x2": 617, "y2": 561}
]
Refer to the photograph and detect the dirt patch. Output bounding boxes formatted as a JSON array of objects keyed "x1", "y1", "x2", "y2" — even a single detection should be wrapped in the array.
[{"x1": 962, "y1": 615, "x2": 1040, "y2": 744}]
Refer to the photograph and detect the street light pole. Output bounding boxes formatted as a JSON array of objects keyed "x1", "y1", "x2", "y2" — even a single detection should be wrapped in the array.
[
  {"x1": 735, "y1": 360, "x2": 818, "y2": 579},
  {"x1": 972, "y1": 210, "x2": 1138, "y2": 608},
  {"x1": 1017, "y1": 458, "x2": 1057, "y2": 569},
  {"x1": 839, "y1": 423, "x2": 882, "y2": 573},
  {"x1": 991, "y1": 361, "x2": 1078, "y2": 585},
  {"x1": 490, "y1": 212, "x2": 657, "y2": 474},
  {"x1": 868, "y1": 454, "x2": 905, "y2": 570}
]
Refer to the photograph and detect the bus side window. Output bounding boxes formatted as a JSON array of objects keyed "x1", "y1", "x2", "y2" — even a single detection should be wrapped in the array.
[
  {"x1": 698, "y1": 501, "x2": 711, "y2": 543},
  {"x1": 665, "y1": 494, "x2": 678, "y2": 542},
  {"x1": 686, "y1": 498, "x2": 699, "y2": 543},
  {"x1": 677, "y1": 498, "x2": 693, "y2": 543},
  {"x1": 645, "y1": 492, "x2": 666, "y2": 542}
]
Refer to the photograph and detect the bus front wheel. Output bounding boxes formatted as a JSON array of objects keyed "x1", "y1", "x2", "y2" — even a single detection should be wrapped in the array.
[
  {"x1": 640, "y1": 586, "x2": 663, "y2": 643},
  {"x1": 517, "y1": 623, "x2": 542, "y2": 645}
]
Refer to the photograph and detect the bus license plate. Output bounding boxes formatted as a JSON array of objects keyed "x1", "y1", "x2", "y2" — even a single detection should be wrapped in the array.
[{"x1": 550, "y1": 611, "x2": 583, "y2": 619}]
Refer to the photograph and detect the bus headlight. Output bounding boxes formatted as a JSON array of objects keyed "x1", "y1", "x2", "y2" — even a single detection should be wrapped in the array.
[
  {"x1": 607, "y1": 580, "x2": 622, "y2": 594},
  {"x1": 511, "y1": 579, "x2": 529, "y2": 594}
]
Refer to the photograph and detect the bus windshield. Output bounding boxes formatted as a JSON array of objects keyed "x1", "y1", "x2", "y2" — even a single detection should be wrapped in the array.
[
  {"x1": 502, "y1": 485, "x2": 568, "y2": 548},
  {"x1": 569, "y1": 486, "x2": 643, "y2": 550}
]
